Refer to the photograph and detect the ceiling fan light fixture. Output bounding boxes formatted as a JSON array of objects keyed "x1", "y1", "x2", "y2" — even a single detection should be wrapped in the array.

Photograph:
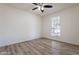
[
  {"x1": 32, "y1": 3, "x2": 53, "y2": 13},
  {"x1": 41, "y1": 10, "x2": 44, "y2": 12}
]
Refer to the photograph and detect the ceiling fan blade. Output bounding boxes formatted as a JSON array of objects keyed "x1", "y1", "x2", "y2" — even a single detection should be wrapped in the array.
[
  {"x1": 32, "y1": 7, "x2": 38, "y2": 10},
  {"x1": 44, "y1": 5, "x2": 53, "y2": 8},
  {"x1": 32, "y1": 3, "x2": 38, "y2": 5}
]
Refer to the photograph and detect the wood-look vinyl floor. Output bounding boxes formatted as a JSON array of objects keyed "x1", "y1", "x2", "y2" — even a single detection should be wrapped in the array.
[{"x1": 0, "y1": 38, "x2": 79, "y2": 55}]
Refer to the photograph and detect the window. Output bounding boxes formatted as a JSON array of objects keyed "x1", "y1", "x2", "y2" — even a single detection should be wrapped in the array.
[{"x1": 51, "y1": 16, "x2": 60, "y2": 36}]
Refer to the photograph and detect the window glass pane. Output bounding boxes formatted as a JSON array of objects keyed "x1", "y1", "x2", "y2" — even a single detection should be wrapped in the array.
[{"x1": 51, "y1": 16, "x2": 60, "y2": 36}]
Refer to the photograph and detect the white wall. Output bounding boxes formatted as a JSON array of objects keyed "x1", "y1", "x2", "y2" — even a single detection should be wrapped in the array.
[
  {"x1": 43, "y1": 5, "x2": 79, "y2": 45},
  {"x1": 0, "y1": 4, "x2": 42, "y2": 47}
]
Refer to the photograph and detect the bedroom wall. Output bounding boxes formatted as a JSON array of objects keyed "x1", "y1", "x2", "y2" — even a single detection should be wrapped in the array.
[
  {"x1": 43, "y1": 5, "x2": 79, "y2": 45},
  {"x1": 0, "y1": 4, "x2": 42, "y2": 47}
]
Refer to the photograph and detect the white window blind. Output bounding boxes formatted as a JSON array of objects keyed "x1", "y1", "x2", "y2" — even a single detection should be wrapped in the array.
[{"x1": 51, "y1": 16, "x2": 61, "y2": 36}]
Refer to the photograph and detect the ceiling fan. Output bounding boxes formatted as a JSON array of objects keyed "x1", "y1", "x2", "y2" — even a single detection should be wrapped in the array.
[{"x1": 32, "y1": 3, "x2": 53, "y2": 12}]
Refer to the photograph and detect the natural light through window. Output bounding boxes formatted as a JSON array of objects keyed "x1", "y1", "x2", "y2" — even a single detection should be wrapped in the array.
[{"x1": 51, "y1": 16, "x2": 61, "y2": 36}]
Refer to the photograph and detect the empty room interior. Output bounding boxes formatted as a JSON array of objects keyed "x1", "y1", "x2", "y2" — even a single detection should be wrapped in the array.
[{"x1": 0, "y1": 3, "x2": 79, "y2": 55}]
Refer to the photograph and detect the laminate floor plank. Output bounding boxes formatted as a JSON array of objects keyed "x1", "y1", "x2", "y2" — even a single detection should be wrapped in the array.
[{"x1": 0, "y1": 38, "x2": 79, "y2": 55}]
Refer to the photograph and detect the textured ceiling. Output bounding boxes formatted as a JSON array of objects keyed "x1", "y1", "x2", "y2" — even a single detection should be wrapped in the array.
[{"x1": 5, "y1": 3, "x2": 79, "y2": 16}]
